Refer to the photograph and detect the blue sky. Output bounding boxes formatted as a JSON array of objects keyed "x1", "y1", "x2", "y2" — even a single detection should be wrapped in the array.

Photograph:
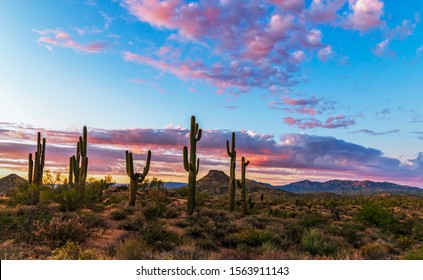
[{"x1": 1, "y1": 0, "x2": 423, "y2": 186}]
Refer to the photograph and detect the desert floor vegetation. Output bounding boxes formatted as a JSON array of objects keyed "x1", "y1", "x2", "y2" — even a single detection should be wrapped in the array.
[{"x1": 1, "y1": 179, "x2": 422, "y2": 260}]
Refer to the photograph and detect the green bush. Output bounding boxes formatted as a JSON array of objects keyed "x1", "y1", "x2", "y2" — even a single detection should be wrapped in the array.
[
  {"x1": 405, "y1": 245, "x2": 423, "y2": 260},
  {"x1": 141, "y1": 222, "x2": 181, "y2": 251},
  {"x1": 8, "y1": 184, "x2": 49, "y2": 205},
  {"x1": 53, "y1": 186, "x2": 84, "y2": 212},
  {"x1": 356, "y1": 203, "x2": 400, "y2": 232},
  {"x1": 237, "y1": 227, "x2": 274, "y2": 247},
  {"x1": 111, "y1": 209, "x2": 127, "y2": 221},
  {"x1": 142, "y1": 202, "x2": 165, "y2": 221},
  {"x1": 301, "y1": 228, "x2": 325, "y2": 256}
]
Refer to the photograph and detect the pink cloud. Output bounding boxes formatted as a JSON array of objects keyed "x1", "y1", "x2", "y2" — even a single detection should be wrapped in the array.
[
  {"x1": 34, "y1": 29, "x2": 106, "y2": 53},
  {"x1": 317, "y1": 45, "x2": 333, "y2": 61},
  {"x1": 1, "y1": 122, "x2": 423, "y2": 186},
  {"x1": 269, "y1": 0, "x2": 305, "y2": 12},
  {"x1": 373, "y1": 39, "x2": 394, "y2": 57},
  {"x1": 343, "y1": 0, "x2": 385, "y2": 31},
  {"x1": 307, "y1": 0, "x2": 347, "y2": 23}
]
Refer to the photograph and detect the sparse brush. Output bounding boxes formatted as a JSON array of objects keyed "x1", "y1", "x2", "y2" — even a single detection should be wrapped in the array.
[
  {"x1": 37, "y1": 216, "x2": 96, "y2": 249},
  {"x1": 50, "y1": 241, "x2": 97, "y2": 260},
  {"x1": 360, "y1": 242, "x2": 390, "y2": 260}
]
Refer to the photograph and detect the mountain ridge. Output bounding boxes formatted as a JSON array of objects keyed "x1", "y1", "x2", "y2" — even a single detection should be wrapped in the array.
[{"x1": 276, "y1": 179, "x2": 423, "y2": 195}]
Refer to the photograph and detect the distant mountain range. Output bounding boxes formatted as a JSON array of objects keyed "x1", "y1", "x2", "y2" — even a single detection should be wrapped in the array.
[
  {"x1": 166, "y1": 170, "x2": 423, "y2": 196},
  {"x1": 276, "y1": 179, "x2": 423, "y2": 195},
  {"x1": 163, "y1": 182, "x2": 186, "y2": 189},
  {"x1": 1, "y1": 171, "x2": 422, "y2": 196}
]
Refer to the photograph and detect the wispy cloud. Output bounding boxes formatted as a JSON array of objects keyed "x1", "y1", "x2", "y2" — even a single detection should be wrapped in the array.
[
  {"x1": 34, "y1": 29, "x2": 106, "y2": 53},
  {"x1": 350, "y1": 129, "x2": 400, "y2": 136},
  {"x1": 284, "y1": 115, "x2": 356, "y2": 129}
]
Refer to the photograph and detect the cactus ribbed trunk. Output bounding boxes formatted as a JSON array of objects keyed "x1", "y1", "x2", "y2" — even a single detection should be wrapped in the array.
[
  {"x1": 227, "y1": 132, "x2": 236, "y2": 212},
  {"x1": 69, "y1": 126, "x2": 88, "y2": 194},
  {"x1": 237, "y1": 156, "x2": 249, "y2": 216},
  {"x1": 28, "y1": 132, "x2": 46, "y2": 185},
  {"x1": 126, "y1": 150, "x2": 151, "y2": 207},
  {"x1": 183, "y1": 115, "x2": 202, "y2": 215}
]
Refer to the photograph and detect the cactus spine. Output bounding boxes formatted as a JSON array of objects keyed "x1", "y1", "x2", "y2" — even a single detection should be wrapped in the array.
[
  {"x1": 227, "y1": 132, "x2": 236, "y2": 212},
  {"x1": 237, "y1": 156, "x2": 250, "y2": 215},
  {"x1": 126, "y1": 150, "x2": 151, "y2": 206},
  {"x1": 28, "y1": 132, "x2": 46, "y2": 185},
  {"x1": 183, "y1": 115, "x2": 202, "y2": 215},
  {"x1": 69, "y1": 126, "x2": 88, "y2": 194}
]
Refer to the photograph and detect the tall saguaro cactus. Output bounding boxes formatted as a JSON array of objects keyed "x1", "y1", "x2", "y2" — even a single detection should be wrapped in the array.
[
  {"x1": 28, "y1": 132, "x2": 46, "y2": 185},
  {"x1": 227, "y1": 132, "x2": 236, "y2": 212},
  {"x1": 69, "y1": 126, "x2": 88, "y2": 194},
  {"x1": 237, "y1": 156, "x2": 250, "y2": 216},
  {"x1": 126, "y1": 150, "x2": 151, "y2": 206},
  {"x1": 183, "y1": 115, "x2": 202, "y2": 215}
]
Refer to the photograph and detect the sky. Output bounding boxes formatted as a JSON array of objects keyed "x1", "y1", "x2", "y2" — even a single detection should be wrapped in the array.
[{"x1": 1, "y1": 0, "x2": 423, "y2": 187}]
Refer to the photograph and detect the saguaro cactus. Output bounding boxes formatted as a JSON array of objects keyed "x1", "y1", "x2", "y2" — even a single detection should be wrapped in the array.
[
  {"x1": 28, "y1": 132, "x2": 46, "y2": 185},
  {"x1": 126, "y1": 150, "x2": 151, "y2": 206},
  {"x1": 227, "y1": 132, "x2": 236, "y2": 212},
  {"x1": 69, "y1": 126, "x2": 88, "y2": 194},
  {"x1": 237, "y1": 156, "x2": 250, "y2": 215},
  {"x1": 183, "y1": 115, "x2": 202, "y2": 215}
]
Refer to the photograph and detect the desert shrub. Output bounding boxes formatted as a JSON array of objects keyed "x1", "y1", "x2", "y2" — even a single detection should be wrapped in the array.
[
  {"x1": 104, "y1": 193, "x2": 127, "y2": 205},
  {"x1": 0, "y1": 205, "x2": 53, "y2": 244},
  {"x1": 237, "y1": 227, "x2": 274, "y2": 247},
  {"x1": 300, "y1": 212, "x2": 325, "y2": 228},
  {"x1": 284, "y1": 221, "x2": 305, "y2": 243},
  {"x1": 196, "y1": 238, "x2": 218, "y2": 251},
  {"x1": 142, "y1": 202, "x2": 165, "y2": 221},
  {"x1": 356, "y1": 203, "x2": 400, "y2": 232},
  {"x1": 221, "y1": 234, "x2": 240, "y2": 248},
  {"x1": 84, "y1": 182, "x2": 105, "y2": 204},
  {"x1": 404, "y1": 245, "x2": 423, "y2": 260},
  {"x1": 111, "y1": 209, "x2": 127, "y2": 221},
  {"x1": 8, "y1": 184, "x2": 49, "y2": 205},
  {"x1": 267, "y1": 208, "x2": 296, "y2": 218},
  {"x1": 50, "y1": 241, "x2": 96, "y2": 260},
  {"x1": 141, "y1": 222, "x2": 181, "y2": 251},
  {"x1": 360, "y1": 242, "x2": 389, "y2": 260},
  {"x1": 53, "y1": 186, "x2": 83, "y2": 212},
  {"x1": 175, "y1": 186, "x2": 188, "y2": 197},
  {"x1": 38, "y1": 216, "x2": 96, "y2": 249},
  {"x1": 301, "y1": 228, "x2": 325, "y2": 256},
  {"x1": 185, "y1": 225, "x2": 207, "y2": 239},
  {"x1": 116, "y1": 237, "x2": 151, "y2": 260},
  {"x1": 119, "y1": 216, "x2": 144, "y2": 231},
  {"x1": 79, "y1": 213, "x2": 108, "y2": 229}
]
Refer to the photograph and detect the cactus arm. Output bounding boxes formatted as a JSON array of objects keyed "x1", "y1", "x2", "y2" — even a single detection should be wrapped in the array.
[
  {"x1": 142, "y1": 150, "x2": 151, "y2": 176},
  {"x1": 196, "y1": 128, "x2": 202, "y2": 141},
  {"x1": 183, "y1": 146, "x2": 189, "y2": 172},
  {"x1": 28, "y1": 153, "x2": 33, "y2": 184}
]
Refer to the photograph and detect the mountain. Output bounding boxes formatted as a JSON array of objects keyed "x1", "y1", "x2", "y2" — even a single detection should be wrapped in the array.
[
  {"x1": 195, "y1": 170, "x2": 289, "y2": 196},
  {"x1": 0, "y1": 174, "x2": 27, "y2": 195},
  {"x1": 277, "y1": 179, "x2": 423, "y2": 195},
  {"x1": 164, "y1": 182, "x2": 186, "y2": 189}
]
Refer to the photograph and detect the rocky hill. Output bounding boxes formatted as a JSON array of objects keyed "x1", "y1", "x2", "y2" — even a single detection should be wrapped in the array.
[
  {"x1": 196, "y1": 170, "x2": 289, "y2": 196},
  {"x1": 0, "y1": 174, "x2": 27, "y2": 195},
  {"x1": 277, "y1": 179, "x2": 423, "y2": 195}
]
